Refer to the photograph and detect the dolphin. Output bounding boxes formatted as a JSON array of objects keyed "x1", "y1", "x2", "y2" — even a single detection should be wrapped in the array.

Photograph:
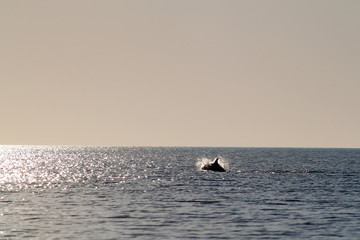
[{"x1": 201, "y1": 158, "x2": 226, "y2": 172}]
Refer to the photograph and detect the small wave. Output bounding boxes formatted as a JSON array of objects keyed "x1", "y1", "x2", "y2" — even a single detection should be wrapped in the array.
[
  {"x1": 106, "y1": 215, "x2": 131, "y2": 219},
  {"x1": 174, "y1": 200, "x2": 220, "y2": 204},
  {"x1": 237, "y1": 169, "x2": 318, "y2": 174}
]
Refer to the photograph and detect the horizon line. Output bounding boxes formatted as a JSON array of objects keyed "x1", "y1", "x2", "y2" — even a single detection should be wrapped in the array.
[{"x1": 0, "y1": 144, "x2": 359, "y2": 150}]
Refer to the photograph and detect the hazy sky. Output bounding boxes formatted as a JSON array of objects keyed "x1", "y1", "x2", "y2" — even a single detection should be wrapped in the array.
[{"x1": 1, "y1": 0, "x2": 359, "y2": 147}]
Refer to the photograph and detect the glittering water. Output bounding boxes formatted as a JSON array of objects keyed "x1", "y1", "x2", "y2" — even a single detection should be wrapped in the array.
[{"x1": 1, "y1": 146, "x2": 359, "y2": 239}]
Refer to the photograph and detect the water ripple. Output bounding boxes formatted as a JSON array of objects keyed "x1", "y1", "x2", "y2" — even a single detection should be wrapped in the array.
[{"x1": 0, "y1": 146, "x2": 359, "y2": 239}]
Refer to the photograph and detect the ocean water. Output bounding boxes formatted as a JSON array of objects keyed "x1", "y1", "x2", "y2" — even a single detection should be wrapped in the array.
[{"x1": 0, "y1": 146, "x2": 359, "y2": 239}]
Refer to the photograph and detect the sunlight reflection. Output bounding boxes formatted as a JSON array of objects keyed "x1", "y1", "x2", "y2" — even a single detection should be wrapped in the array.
[{"x1": 0, "y1": 146, "x2": 154, "y2": 191}]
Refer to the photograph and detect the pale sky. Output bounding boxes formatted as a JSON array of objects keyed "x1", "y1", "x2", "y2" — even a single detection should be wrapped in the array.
[{"x1": 1, "y1": 0, "x2": 359, "y2": 148}]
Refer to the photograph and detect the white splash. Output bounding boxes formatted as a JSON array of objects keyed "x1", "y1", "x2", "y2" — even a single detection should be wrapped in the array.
[{"x1": 196, "y1": 157, "x2": 230, "y2": 172}]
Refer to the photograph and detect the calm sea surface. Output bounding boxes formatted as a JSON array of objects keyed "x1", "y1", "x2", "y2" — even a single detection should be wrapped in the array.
[{"x1": 0, "y1": 146, "x2": 359, "y2": 239}]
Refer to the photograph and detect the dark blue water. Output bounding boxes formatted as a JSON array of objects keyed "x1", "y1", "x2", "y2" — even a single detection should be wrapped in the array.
[{"x1": 0, "y1": 146, "x2": 359, "y2": 239}]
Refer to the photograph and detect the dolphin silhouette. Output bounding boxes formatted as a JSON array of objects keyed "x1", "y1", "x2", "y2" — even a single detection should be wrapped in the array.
[{"x1": 201, "y1": 158, "x2": 226, "y2": 172}]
